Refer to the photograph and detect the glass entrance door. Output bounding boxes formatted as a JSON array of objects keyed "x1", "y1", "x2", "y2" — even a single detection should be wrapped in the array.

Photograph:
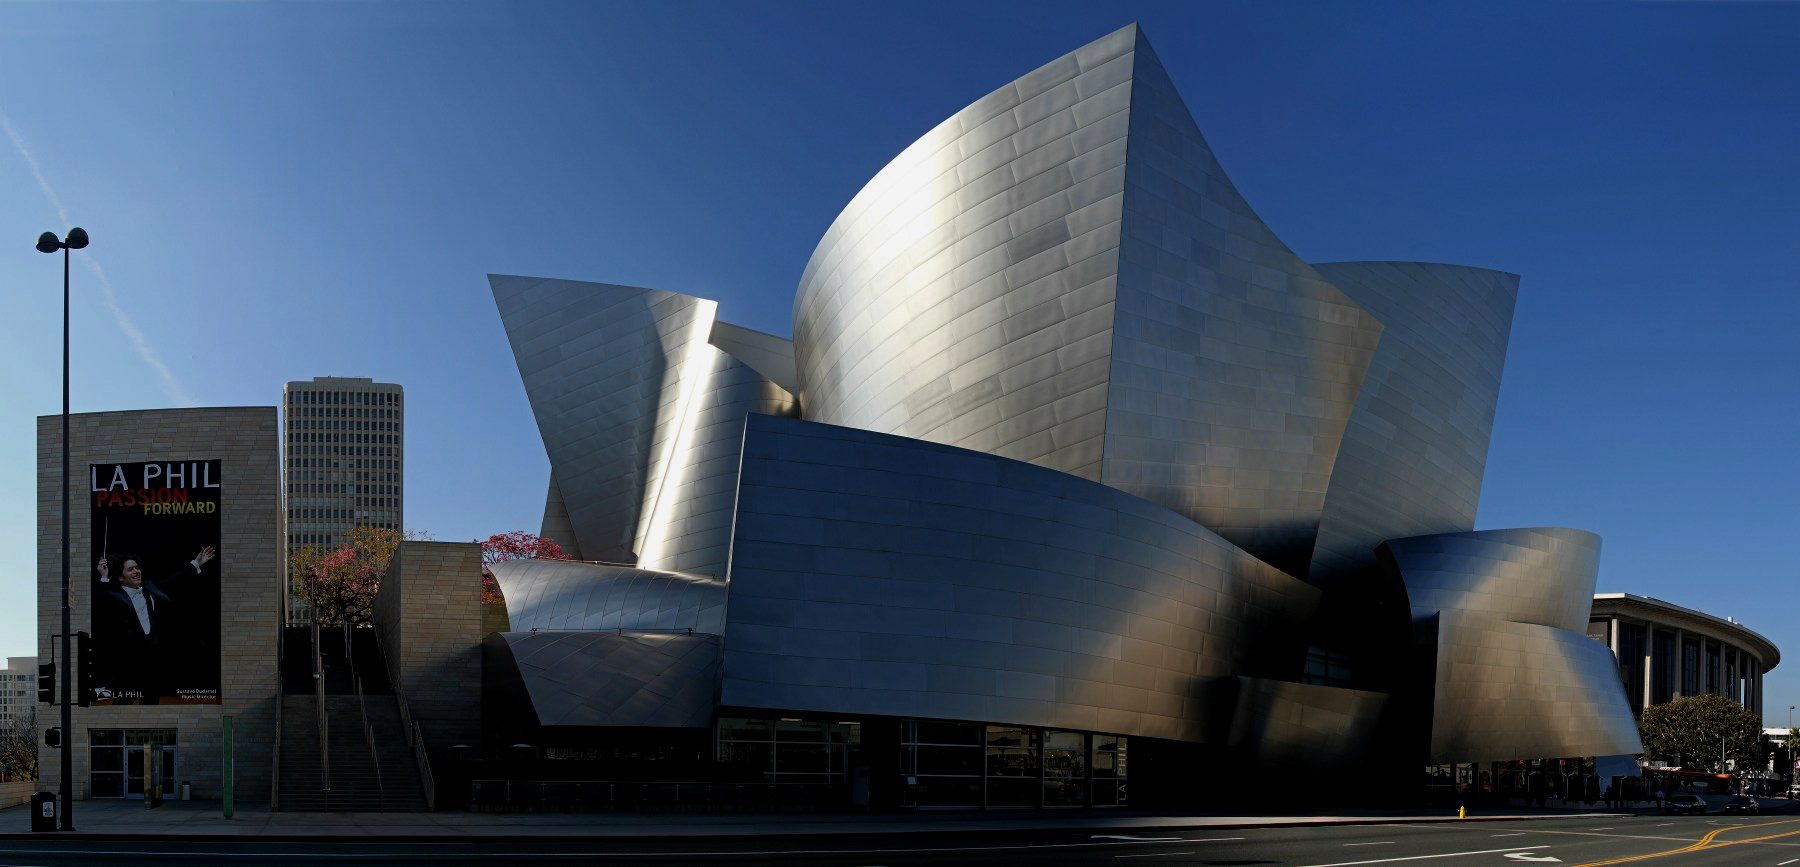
[
  {"x1": 124, "y1": 745, "x2": 177, "y2": 800},
  {"x1": 126, "y1": 747, "x2": 144, "y2": 799},
  {"x1": 89, "y1": 729, "x2": 176, "y2": 799}
]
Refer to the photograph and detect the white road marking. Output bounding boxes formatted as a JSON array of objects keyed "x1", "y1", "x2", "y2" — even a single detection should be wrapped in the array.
[
  {"x1": 1491, "y1": 833, "x2": 1528, "y2": 837},
  {"x1": 1502, "y1": 854, "x2": 1560, "y2": 863},
  {"x1": 1587, "y1": 827, "x2": 1613, "y2": 830},
  {"x1": 1398, "y1": 824, "x2": 1688, "y2": 844},
  {"x1": 1780, "y1": 859, "x2": 1798, "y2": 866},
  {"x1": 1345, "y1": 841, "x2": 1396, "y2": 846},
  {"x1": 1115, "y1": 854, "x2": 1194, "y2": 860},
  {"x1": 1655, "y1": 822, "x2": 1675, "y2": 826},
  {"x1": 1295, "y1": 844, "x2": 1552, "y2": 867},
  {"x1": 1092, "y1": 836, "x2": 1185, "y2": 842}
]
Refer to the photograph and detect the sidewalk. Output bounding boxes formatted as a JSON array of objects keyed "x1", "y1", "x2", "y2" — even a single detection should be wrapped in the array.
[{"x1": 0, "y1": 798, "x2": 1648, "y2": 841}]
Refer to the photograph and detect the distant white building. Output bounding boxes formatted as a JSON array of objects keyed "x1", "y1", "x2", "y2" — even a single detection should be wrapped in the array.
[
  {"x1": 0, "y1": 656, "x2": 35, "y2": 730},
  {"x1": 1589, "y1": 593, "x2": 1778, "y2": 719}
]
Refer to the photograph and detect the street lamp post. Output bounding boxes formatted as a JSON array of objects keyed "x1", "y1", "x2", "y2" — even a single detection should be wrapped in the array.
[{"x1": 36, "y1": 227, "x2": 88, "y2": 832}]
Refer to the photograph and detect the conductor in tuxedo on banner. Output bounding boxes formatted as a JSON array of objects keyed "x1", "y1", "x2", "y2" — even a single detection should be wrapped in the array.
[{"x1": 94, "y1": 545, "x2": 216, "y2": 703}]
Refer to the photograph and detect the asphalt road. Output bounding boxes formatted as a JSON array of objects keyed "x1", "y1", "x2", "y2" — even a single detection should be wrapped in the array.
[{"x1": 7, "y1": 810, "x2": 1800, "y2": 865}]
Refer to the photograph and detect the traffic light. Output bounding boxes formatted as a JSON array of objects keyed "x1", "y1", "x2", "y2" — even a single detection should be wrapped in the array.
[
  {"x1": 36, "y1": 662, "x2": 54, "y2": 706},
  {"x1": 76, "y1": 632, "x2": 92, "y2": 708},
  {"x1": 43, "y1": 727, "x2": 59, "y2": 749}
]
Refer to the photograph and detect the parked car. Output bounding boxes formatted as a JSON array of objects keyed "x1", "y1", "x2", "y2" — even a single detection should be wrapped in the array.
[
  {"x1": 1663, "y1": 792, "x2": 1707, "y2": 815},
  {"x1": 1723, "y1": 795, "x2": 1760, "y2": 815}
]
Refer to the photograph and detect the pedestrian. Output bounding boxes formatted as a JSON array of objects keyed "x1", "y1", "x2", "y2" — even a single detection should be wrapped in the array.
[{"x1": 1655, "y1": 788, "x2": 1665, "y2": 810}]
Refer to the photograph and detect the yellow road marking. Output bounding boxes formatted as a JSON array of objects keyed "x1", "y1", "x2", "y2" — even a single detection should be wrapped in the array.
[{"x1": 1570, "y1": 817, "x2": 1800, "y2": 866}]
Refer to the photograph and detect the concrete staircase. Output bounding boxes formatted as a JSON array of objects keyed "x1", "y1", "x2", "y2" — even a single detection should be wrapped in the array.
[
  {"x1": 278, "y1": 694, "x2": 427, "y2": 812},
  {"x1": 276, "y1": 624, "x2": 429, "y2": 812}
]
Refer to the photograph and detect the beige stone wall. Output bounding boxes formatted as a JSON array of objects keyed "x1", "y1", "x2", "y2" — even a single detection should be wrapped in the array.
[
  {"x1": 0, "y1": 780, "x2": 36, "y2": 809},
  {"x1": 480, "y1": 604, "x2": 509, "y2": 637},
  {"x1": 372, "y1": 541, "x2": 481, "y2": 751},
  {"x1": 37, "y1": 408, "x2": 281, "y2": 802}
]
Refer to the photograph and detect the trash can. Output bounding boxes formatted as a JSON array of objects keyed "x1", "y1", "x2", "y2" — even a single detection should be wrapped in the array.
[
  {"x1": 180, "y1": 782, "x2": 191, "y2": 801},
  {"x1": 29, "y1": 792, "x2": 55, "y2": 832}
]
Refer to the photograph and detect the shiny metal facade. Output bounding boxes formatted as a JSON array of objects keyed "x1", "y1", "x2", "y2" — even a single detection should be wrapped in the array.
[
  {"x1": 1307, "y1": 263, "x2": 1519, "y2": 591},
  {"x1": 793, "y1": 25, "x2": 1135, "y2": 482},
  {"x1": 721, "y1": 413, "x2": 1319, "y2": 743},
  {"x1": 1227, "y1": 677, "x2": 1389, "y2": 771},
  {"x1": 792, "y1": 26, "x2": 1384, "y2": 576},
  {"x1": 492, "y1": 274, "x2": 796, "y2": 575},
  {"x1": 490, "y1": 631, "x2": 719, "y2": 729},
  {"x1": 1383, "y1": 528, "x2": 1602, "y2": 632},
  {"x1": 539, "y1": 471, "x2": 582, "y2": 561},
  {"x1": 480, "y1": 24, "x2": 1654, "y2": 772},
  {"x1": 1384, "y1": 529, "x2": 1640, "y2": 763},
  {"x1": 1100, "y1": 37, "x2": 1383, "y2": 577},
  {"x1": 488, "y1": 558, "x2": 726, "y2": 635},
  {"x1": 1428, "y1": 612, "x2": 1644, "y2": 763}
]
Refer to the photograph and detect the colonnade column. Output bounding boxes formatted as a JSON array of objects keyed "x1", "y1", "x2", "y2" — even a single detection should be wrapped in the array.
[
  {"x1": 1663, "y1": 625, "x2": 1677, "y2": 701},
  {"x1": 1700, "y1": 636, "x2": 1710, "y2": 696},
  {"x1": 1642, "y1": 621, "x2": 1654, "y2": 713},
  {"x1": 1732, "y1": 647, "x2": 1742, "y2": 704}
]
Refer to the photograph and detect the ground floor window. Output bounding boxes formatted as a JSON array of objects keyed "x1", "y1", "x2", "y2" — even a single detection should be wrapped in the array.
[
  {"x1": 902, "y1": 720, "x2": 1127, "y2": 809},
  {"x1": 714, "y1": 717, "x2": 861, "y2": 785},
  {"x1": 89, "y1": 728, "x2": 175, "y2": 799}
]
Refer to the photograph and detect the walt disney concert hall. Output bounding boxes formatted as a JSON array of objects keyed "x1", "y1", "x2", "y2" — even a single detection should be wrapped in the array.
[{"x1": 482, "y1": 24, "x2": 1641, "y2": 809}]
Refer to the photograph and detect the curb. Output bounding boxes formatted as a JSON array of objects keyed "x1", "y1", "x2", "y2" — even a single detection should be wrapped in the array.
[{"x1": 0, "y1": 811, "x2": 1640, "y2": 844}]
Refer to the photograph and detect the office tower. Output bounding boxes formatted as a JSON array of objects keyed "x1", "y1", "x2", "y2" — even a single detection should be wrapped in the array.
[{"x1": 283, "y1": 377, "x2": 404, "y2": 617}]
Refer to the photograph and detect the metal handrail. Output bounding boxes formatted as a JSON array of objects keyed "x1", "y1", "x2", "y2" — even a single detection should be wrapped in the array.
[
  {"x1": 376, "y1": 626, "x2": 436, "y2": 810},
  {"x1": 354, "y1": 671, "x2": 384, "y2": 800},
  {"x1": 271, "y1": 688, "x2": 283, "y2": 810},
  {"x1": 412, "y1": 721, "x2": 434, "y2": 811},
  {"x1": 311, "y1": 622, "x2": 328, "y2": 792},
  {"x1": 345, "y1": 624, "x2": 384, "y2": 801}
]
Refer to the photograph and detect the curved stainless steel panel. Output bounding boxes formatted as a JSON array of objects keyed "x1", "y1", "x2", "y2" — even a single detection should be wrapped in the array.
[
  {"x1": 637, "y1": 343, "x2": 798, "y2": 575},
  {"x1": 1098, "y1": 35, "x2": 1383, "y2": 578},
  {"x1": 709, "y1": 321, "x2": 799, "y2": 394},
  {"x1": 492, "y1": 274, "x2": 796, "y2": 574},
  {"x1": 1307, "y1": 262, "x2": 1519, "y2": 591},
  {"x1": 1429, "y1": 612, "x2": 1643, "y2": 763},
  {"x1": 539, "y1": 471, "x2": 583, "y2": 561},
  {"x1": 793, "y1": 25, "x2": 1137, "y2": 481},
  {"x1": 1382, "y1": 528, "x2": 1601, "y2": 632},
  {"x1": 1227, "y1": 677, "x2": 1388, "y2": 771},
  {"x1": 491, "y1": 631, "x2": 719, "y2": 729},
  {"x1": 491, "y1": 274, "x2": 713, "y2": 563},
  {"x1": 791, "y1": 26, "x2": 1383, "y2": 576},
  {"x1": 721, "y1": 413, "x2": 1321, "y2": 743},
  {"x1": 489, "y1": 558, "x2": 727, "y2": 635}
]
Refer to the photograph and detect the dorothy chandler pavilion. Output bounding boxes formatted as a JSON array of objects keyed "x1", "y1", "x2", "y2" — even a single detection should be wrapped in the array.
[{"x1": 472, "y1": 24, "x2": 1645, "y2": 810}]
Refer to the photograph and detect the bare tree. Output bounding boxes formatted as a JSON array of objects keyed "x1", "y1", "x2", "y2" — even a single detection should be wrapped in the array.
[{"x1": 0, "y1": 704, "x2": 37, "y2": 781}]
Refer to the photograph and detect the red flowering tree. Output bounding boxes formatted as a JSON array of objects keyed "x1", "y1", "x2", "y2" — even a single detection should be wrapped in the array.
[
  {"x1": 477, "y1": 531, "x2": 567, "y2": 604},
  {"x1": 291, "y1": 526, "x2": 422, "y2": 624}
]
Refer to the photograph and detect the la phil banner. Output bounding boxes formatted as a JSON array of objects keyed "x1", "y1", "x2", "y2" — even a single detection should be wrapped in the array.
[{"x1": 88, "y1": 461, "x2": 223, "y2": 706}]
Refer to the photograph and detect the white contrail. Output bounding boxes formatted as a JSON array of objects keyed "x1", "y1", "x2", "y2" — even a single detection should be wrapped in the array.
[{"x1": 0, "y1": 106, "x2": 196, "y2": 406}]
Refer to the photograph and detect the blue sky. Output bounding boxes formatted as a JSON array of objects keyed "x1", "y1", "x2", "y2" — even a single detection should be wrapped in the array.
[{"x1": 1, "y1": 1, "x2": 1795, "y2": 721}]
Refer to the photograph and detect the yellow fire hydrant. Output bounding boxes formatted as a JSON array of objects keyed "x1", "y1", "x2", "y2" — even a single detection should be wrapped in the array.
[{"x1": 1458, "y1": 806, "x2": 1467, "y2": 819}]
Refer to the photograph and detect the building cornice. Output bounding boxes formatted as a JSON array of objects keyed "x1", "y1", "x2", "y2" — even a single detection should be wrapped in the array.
[{"x1": 1592, "y1": 593, "x2": 1780, "y2": 671}]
